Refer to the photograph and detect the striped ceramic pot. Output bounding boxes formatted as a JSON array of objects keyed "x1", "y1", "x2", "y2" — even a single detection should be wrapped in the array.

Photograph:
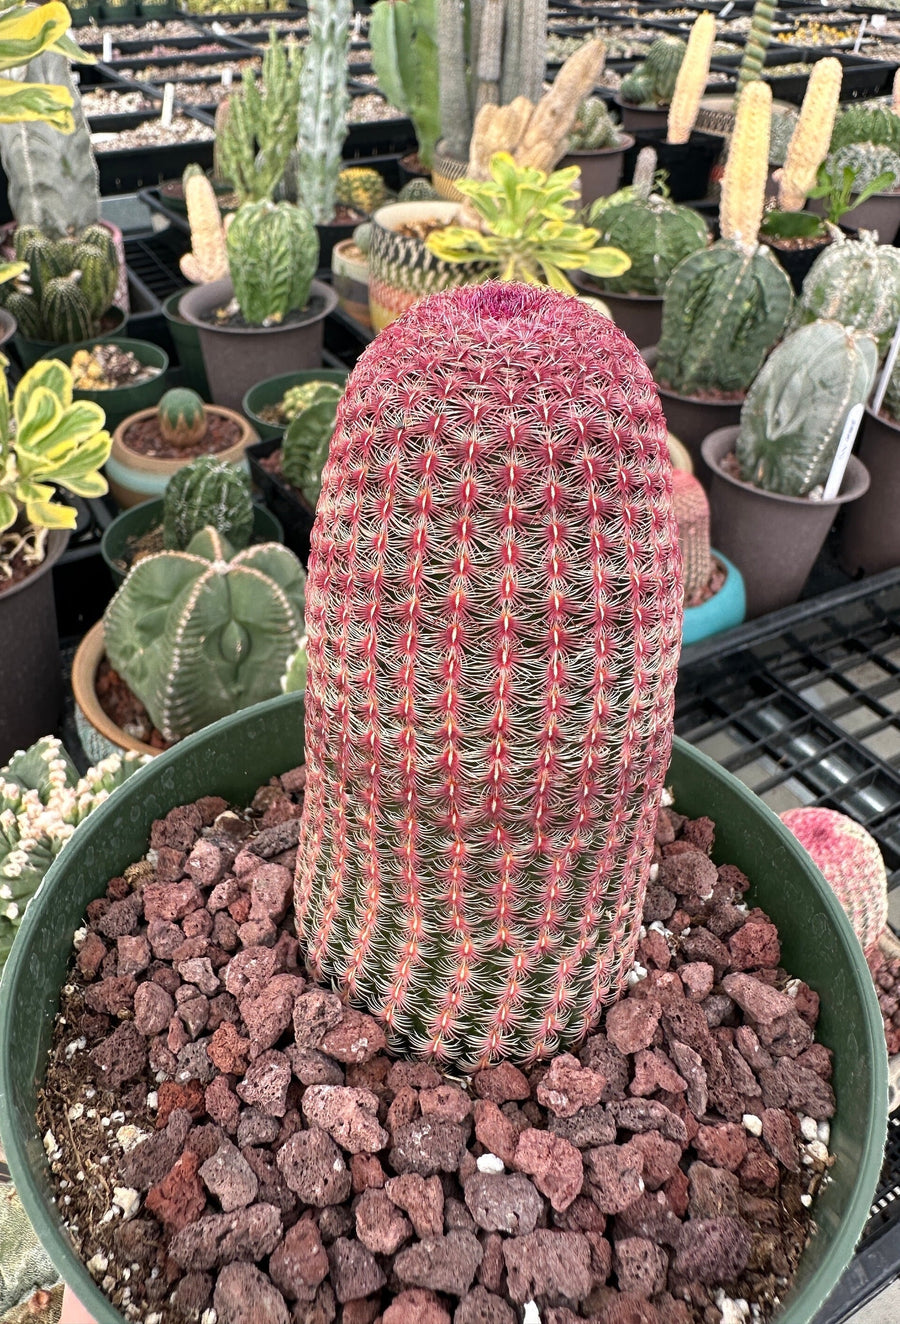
[{"x1": 368, "y1": 201, "x2": 485, "y2": 332}]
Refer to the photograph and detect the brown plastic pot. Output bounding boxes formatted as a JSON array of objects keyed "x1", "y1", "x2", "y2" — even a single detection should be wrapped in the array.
[
  {"x1": 0, "y1": 529, "x2": 68, "y2": 764},
  {"x1": 572, "y1": 284, "x2": 663, "y2": 350},
  {"x1": 560, "y1": 135, "x2": 634, "y2": 208},
  {"x1": 614, "y1": 97, "x2": 668, "y2": 132},
  {"x1": 702, "y1": 426, "x2": 870, "y2": 620},
  {"x1": 643, "y1": 346, "x2": 744, "y2": 477},
  {"x1": 71, "y1": 621, "x2": 160, "y2": 762},
  {"x1": 179, "y1": 278, "x2": 338, "y2": 413},
  {"x1": 839, "y1": 407, "x2": 900, "y2": 576},
  {"x1": 106, "y1": 405, "x2": 257, "y2": 508}
]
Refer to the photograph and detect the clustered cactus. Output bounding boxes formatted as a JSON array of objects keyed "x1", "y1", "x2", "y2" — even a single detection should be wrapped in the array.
[
  {"x1": 619, "y1": 36, "x2": 685, "y2": 108},
  {"x1": 282, "y1": 379, "x2": 344, "y2": 502},
  {"x1": 295, "y1": 0, "x2": 351, "y2": 224},
  {"x1": 1, "y1": 223, "x2": 118, "y2": 344},
  {"x1": 568, "y1": 97, "x2": 622, "y2": 152},
  {"x1": 104, "y1": 528, "x2": 306, "y2": 742},
  {"x1": 792, "y1": 231, "x2": 900, "y2": 355},
  {"x1": 0, "y1": 737, "x2": 145, "y2": 968},
  {"x1": 672, "y1": 469, "x2": 712, "y2": 607},
  {"x1": 162, "y1": 455, "x2": 254, "y2": 552},
  {"x1": 215, "y1": 29, "x2": 301, "y2": 205},
  {"x1": 225, "y1": 199, "x2": 319, "y2": 325},
  {"x1": 295, "y1": 281, "x2": 683, "y2": 1068}
]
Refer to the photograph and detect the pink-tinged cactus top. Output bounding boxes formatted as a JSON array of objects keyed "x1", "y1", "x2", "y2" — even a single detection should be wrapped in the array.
[
  {"x1": 671, "y1": 468, "x2": 712, "y2": 606},
  {"x1": 295, "y1": 281, "x2": 683, "y2": 1068},
  {"x1": 781, "y1": 806, "x2": 888, "y2": 957}
]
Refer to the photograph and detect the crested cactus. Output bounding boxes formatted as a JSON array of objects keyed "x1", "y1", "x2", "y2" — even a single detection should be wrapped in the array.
[
  {"x1": 162, "y1": 455, "x2": 254, "y2": 552},
  {"x1": 0, "y1": 738, "x2": 145, "y2": 969},
  {"x1": 158, "y1": 387, "x2": 207, "y2": 450},
  {"x1": 295, "y1": 281, "x2": 683, "y2": 1068},
  {"x1": 620, "y1": 36, "x2": 685, "y2": 108},
  {"x1": 792, "y1": 231, "x2": 900, "y2": 356},
  {"x1": 736, "y1": 321, "x2": 877, "y2": 497},
  {"x1": 667, "y1": 12, "x2": 715, "y2": 146},
  {"x1": 282, "y1": 379, "x2": 344, "y2": 503},
  {"x1": 778, "y1": 57, "x2": 843, "y2": 212},
  {"x1": 829, "y1": 143, "x2": 900, "y2": 196},
  {"x1": 179, "y1": 164, "x2": 229, "y2": 285},
  {"x1": 737, "y1": 0, "x2": 775, "y2": 94},
  {"x1": 370, "y1": 0, "x2": 441, "y2": 170},
  {"x1": 335, "y1": 167, "x2": 393, "y2": 215},
  {"x1": 295, "y1": 0, "x2": 351, "y2": 225},
  {"x1": 568, "y1": 97, "x2": 622, "y2": 152},
  {"x1": 215, "y1": 29, "x2": 302, "y2": 205},
  {"x1": 1, "y1": 222, "x2": 118, "y2": 344},
  {"x1": 781, "y1": 807, "x2": 888, "y2": 958},
  {"x1": 226, "y1": 200, "x2": 319, "y2": 325},
  {"x1": 588, "y1": 173, "x2": 709, "y2": 296},
  {"x1": 513, "y1": 39, "x2": 607, "y2": 173},
  {"x1": 672, "y1": 469, "x2": 712, "y2": 606},
  {"x1": 104, "y1": 528, "x2": 306, "y2": 742}
]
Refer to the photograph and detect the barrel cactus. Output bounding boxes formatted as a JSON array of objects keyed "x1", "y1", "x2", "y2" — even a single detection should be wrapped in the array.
[
  {"x1": 295, "y1": 281, "x2": 683, "y2": 1068},
  {"x1": 620, "y1": 36, "x2": 685, "y2": 107},
  {"x1": 104, "y1": 529, "x2": 306, "y2": 741},
  {"x1": 162, "y1": 456, "x2": 255, "y2": 551},
  {"x1": 781, "y1": 807, "x2": 888, "y2": 958},
  {"x1": 282, "y1": 380, "x2": 344, "y2": 503},
  {"x1": 588, "y1": 163, "x2": 709, "y2": 296},
  {"x1": 672, "y1": 469, "x2": 712, "y2": 607},
  {"x1": 158, "y1": 387, "x2": 208, "y2": 449},
  {"x1": 336, "y1": 167, "x2": 392, "y2": 215},
  {"x1": 398, "y1": 178, "x2": 440, "y2": 203},
  {"x1": 736, "y1": 321, "x2": 877, "y2": 497},
  {"x1": 792, "y1": 231, "x2": 900, "y2": 355},
  {"x1": 226, "y1": 199, "x2": 319, "y2": 326}
]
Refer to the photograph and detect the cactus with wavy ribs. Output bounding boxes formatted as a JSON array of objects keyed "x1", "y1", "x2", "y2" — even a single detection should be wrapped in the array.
[{"x1": 295, "y1": 281, "x2": 683, "y2": 1068}]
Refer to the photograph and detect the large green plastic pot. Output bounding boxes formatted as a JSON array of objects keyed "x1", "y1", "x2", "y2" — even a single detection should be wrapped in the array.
[
  {"x1": 41, "y1": 337, "x2": 169, "y2": 432},
  {"x1": 242, "y1": 368, "x2": 349, "y2": 443},
  {"x1": 0, "y1": 694, "x2": 887, "y2": 1324}
]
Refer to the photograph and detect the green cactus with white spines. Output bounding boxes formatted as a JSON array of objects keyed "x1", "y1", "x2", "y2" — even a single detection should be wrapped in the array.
[
  {"x1": 335, "y1": 167, "x2": 393, "y2": 216},
  {"x1": 0, "y1": 738, "x2": 145, "y2": 969},
  {"x1": 792, "y1": 231, "x2": 900, "y2": 356},
  {"x1": 158, "y1": 388, "x2": 207, "y2": 449},
  {"x1": 162, "y1": 456, "x2": 254, "y2": 552},
  {"x1": 295, "y1": 0, "x2": 351, "y2": 224},
  {"x1": 1, "y1": 222, "x2": 118, "y2": 344},
  {"x1": 588, "y1": 163, "x2": 708, "y2": 297},
  {"x1": 620, "y1": 36, "x2": 685, "y2": 107},
  {"x1": 736, "y1": 320, "x2": 877, "y2": 498},
  {"x1": 397, "y1": 178, "x2": 439, "y2": 203},
  {"x1": 104, "y1": 528, "x2": 306, "y2": 742},
  {"x1": 282, "y1": 380, "x2": 344, "y2": 503},
  {"x1": 226, "y1": 199, "x2": 319, "y2": 325},
  {"x1": 828, "y1": 143, "x2": 900, "y2": 196},
  {"x1": 569, "y1": 97, "x2": 623, "y2": 152}
]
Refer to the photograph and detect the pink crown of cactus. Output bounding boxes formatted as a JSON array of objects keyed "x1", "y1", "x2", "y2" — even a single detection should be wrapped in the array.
[
  {"x1": 671, "y1": 468, "x2": 712, "y2": 606},
  {"x1": 781, "y1": 806, "x2": 888, "y2": 957},
  {"x1": 295, "y1": 281, "x2": 683, "y2": 1069}
]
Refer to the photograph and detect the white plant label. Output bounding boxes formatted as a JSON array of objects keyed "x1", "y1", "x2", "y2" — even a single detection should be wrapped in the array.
[
  {"x1": 872, "y1": 14, "x2": 887, "y2": 29},
  {"x1": 720, "y1": 2, "x2": 734, "y2": 17},
  {"x1": 823, "y1": 404, "x2": 864, "y2": 501},
  {"x1": 221, "y1": 67, "x2": 233, "y2": 88},
  {"x1": 211, "y1": 21, "x2": 226, "y2": 35},
  {"x1": 160, "y1": 82, "x2": 175, "y2": 129},
  {"x1": 853, "y1": 19, "x2": 867, "y2": 52},
  {"x1": 872, "y1": 315, "x2": 900, "y2": 417},
  {"x1": 102, "y1": 33, "x2": 113, "y2": 63}
]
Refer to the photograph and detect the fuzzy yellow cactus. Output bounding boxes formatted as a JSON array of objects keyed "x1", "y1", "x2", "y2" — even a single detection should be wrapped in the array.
[
  {"x1": 515, "y1": 39, "x2": 607, "y2": 171},
  {"x1": 179, "y1": 164, "x2": 229, "y2": 285},
  {"x1": 719, "y1": 78, "x2": 772, "y2": 250},
  {"x1": 893, "y1": 67, "x2": 900, "y2": 117},
  {"x1": 778, "y1": 57, "x2": 843, "y2": 211},
  {"x1": 667, "y1": 11, "x2": 716, "y2": 146},
  {"x1": 468, "y1": 96, "x2": 534, "y2": 179}
]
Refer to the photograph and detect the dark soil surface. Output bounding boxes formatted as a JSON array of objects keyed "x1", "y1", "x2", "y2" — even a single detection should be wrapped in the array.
[
  {"x1": 329, "y1": 207, "x2": 366, "y2": 227},
  {"x1": 762, "y1": 234, "x2": 830, "y2": 253},
  {"x1": 199, "y1": 292, "x2": 329, "y2": 332},
  {"x1": 0, "y1": 538, "x2": 47, "y2": 592},
  {"x1": 121, "y1": 412, "x2": 242, "y2": 460},
  {"x1": 396, "y1": 219, "x2": 452, "y2": 242},
  {"x1": 39, "y1": 780, "x2": 832, "y2": 1324},
  {"x1": 95, "y1": 656, "x2": 172, "y2": 751}
]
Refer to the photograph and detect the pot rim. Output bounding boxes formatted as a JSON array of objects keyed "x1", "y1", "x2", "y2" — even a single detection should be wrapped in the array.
[
  {"x1": 371, "y1": 199, "x2": 463, "y2": 234},
  {"x1": 40, "y1": 336, "x2": 169, "y2": 377},
  {"x1": 112, "y1": 402, "x2": 254, "y2": 459},
  {"x1": 702, "y1": 424, "x2": 871, "y2": 507},
  {"x1": 0, "y1": 526, "x2": 68, "y2": 606},
  {"x1": 179, "y1": 277, "x2": 338, "y2": 338},
  {"x1": 864, "y1": 403, "x2": 900, "y2": 433},
  {"x1": 642, "y1": 346, "x2": 747, "y2": 408},
  {"x1": 71, "y1": 620, "x2": 162, "y2": 759}
]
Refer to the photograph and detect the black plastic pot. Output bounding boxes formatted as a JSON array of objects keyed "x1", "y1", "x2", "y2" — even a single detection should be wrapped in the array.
[
  {"x1": 839, "y1": 406, "x2": 900, "y2": 577},
  {"x1": 316, "y1": 216, "x2": 363, "y2": 270},
  {"x1": 626, "y1": 127, "x2": 724, "y2": 203},
  {"x1": 613, "y1": 96, "x2": 668, "y2": 133},
  {"x1": 0, "y1": 530, "x2": 68, "y2": 764},
  {"x1": 242, "y1": 368, "x2": 349, "y2": 443},
  {"x1": 762, "y1": 233, "x2": 832, "y2": 294},
  {"x1": 246, "y1": 436, "x2": 316, "y2": 564}
]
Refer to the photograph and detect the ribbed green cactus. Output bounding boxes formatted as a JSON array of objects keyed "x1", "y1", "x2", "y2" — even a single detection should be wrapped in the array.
[
  {"x1": 792, "y1": 231, "x2": 900, "y2": 356},
  {"x1": 226, "y1": 199, "x2": 319, "y2": 325},
  {"x1": 568, "y1": 97, "x2": 622, "y2": 152},
  {"x1": 1, "y1": 221, "x2": 118, "y2": 343},
  {"x1": 104, "y1": 528, "x2": 306, "y2": 741},
  {"x1": 828, "y1": 143, "x2": 900, "y2": 195},
  {"x1": 216, "y1": 29, "x2": 302, "y2": 205},
  {"x1": 295, "y1": 0, "x2": 351, "y2": 224},
  {"x1": 588, "y1": 181, "x2": 708, "y2": 296},
  {"x1": 335, "y1": 167, "x2": 393, "y2": 215},
  {"x1": 621, "y1": 36, "x2": 686, "y2": 108},
  {"x1": 158, "y1": 387, "x2": 207, "y2": 449},
  {"x1": 370, "y1": 0, "x2": 441, "y2": 169},
  {"x1": 737, "y1": 0, "x2": 775, "y2": 93},
  {"x1": 162, "y1": 456, "x2": 254, "y2": 552},
  {"x1": 0, "y1": 738, "x2": 145, "y2": 969},
  {"x1": 397, "y1": 178, "x2": 440, "y2": 202},
  {"x1": 282, "y1": 380, "x2": 344, "y2": 503},
  {"x1": 656, "y1": 241, "x2": 794, "y2": 396},
  {"x1": 830, "y1": 104, "x2": 900, "y2": 157},
  {"x1": 736, "y1": 321, "x2": 877, "y2": 497}
]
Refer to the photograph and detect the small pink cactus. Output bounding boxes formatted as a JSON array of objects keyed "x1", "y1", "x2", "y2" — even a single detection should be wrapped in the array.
[
  {"x1": 781, "y1": 807, "x2": 888, "y2": 957},
  {"x1": 671, "y1": 469, "x2": 712, "y2": 606},
  {"x1": 295, "y1": 281, "x2": 683, "y2": 1069}
]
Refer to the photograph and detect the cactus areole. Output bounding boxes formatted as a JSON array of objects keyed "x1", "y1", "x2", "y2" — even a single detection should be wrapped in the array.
[{"x1": 295, "y1": 282, "x2": 683, "y2": 1069}]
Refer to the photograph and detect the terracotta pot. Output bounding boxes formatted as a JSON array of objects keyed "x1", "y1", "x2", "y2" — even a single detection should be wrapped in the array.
[
  {"x1": 179, "y1": 277, "x2": 338, "y2": 413},
  {"x1": 106, "y1": 404, "x2": 257, "y2": 508},
  {"x1": 702, "y1": 426, "x2": 870, "y2": 619},
  {"x1": 71, "y1": 621, "x2": 160, "y2": 762},
  {"x1": 572, "y1": 283, "x2": 663, "y2": 350},
  {"x1": 560, "y1": 135, "x2": 635, "y2": 209},
  {"x1": 331, "y1": 238, "x2": 371, "y2": 328},
  {"x1": 368, "y1": 201, "x2": 484, "y2": 333},
  {"x1": 614, "y1": 97, "x2": 668, "y2": 133},
  {"x1": 0, "y1": 529, "x2": 68, "y2": 763},
  {"x1": 643, "y1": 346, "x2": 744, "y2": 478},
  {"x1": 839, "y1": 406, "x2": 900, "y2": 576}
]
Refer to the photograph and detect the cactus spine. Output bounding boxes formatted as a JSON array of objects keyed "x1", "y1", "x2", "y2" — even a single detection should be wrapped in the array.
[
  {"x1": 830, "y1": 104, "x2": 900, "y2": 156},
  {"x1": 672, "y1": 469, "x2": 712, "y2": 606},
  {"x1": 568, "y1": 97, "x2": 621, "y2": 152},
  {"x1": 737, "y1": 0, "x2": 776, "y2": 93},
  {"x1": 588, "y1": 185, "x2": 708, "y2": 297},
  {"x1": 779, "y1": 58, "x2": 843, "y2": 211},
  {"x1": 1, "y1": 222, "x2": 118, "y2": 344},
  {"x1": 335, "y1": 167, "x2": 393, "y2": 215},
  {"x1": 370, "y1": 0, "x2": 441, "y2": 170},
  {"x1": 736, "y1": 321, "x2": 877, "y2": 498},
  {"x1": 179, "y1": 165, "x2": 229, "y2": 285},
  {"x1": 104, "y1": 529, "x2": 306, "y2": 741},
  {"x1": 295, "y1": 0, "x2": 351, "y2": 225},
  {"x1": 830, "y1": 142, "x2": 900, "y2": 195},
  {"x1": 719, "y1": 79, "x2": 771, "y2": 250},
  {"x1": 295, "y1": 281, "x2": 683, "y2": 1068},
  {"x1": 666, "y1": 12, "x2": 715, "y2": 146},
  {"x1": 216, "y1": 30, "x2": 302, "y2": 205},
  {"x1": 792, "y1": 231, "x2": 900, "y2": 355},
  {"x1": 163, "y1": 456, "x2": 254, "y2": 552},
  {"x1": 226, "y1": 200, "x2": 319, "y2": 325}
]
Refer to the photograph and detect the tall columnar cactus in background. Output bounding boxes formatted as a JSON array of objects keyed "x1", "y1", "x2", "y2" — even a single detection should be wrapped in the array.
[
  {"x1": 778, "y1": 57, "x2": 843, "y2": 211},
  {"x1": 735, "y1": 321, "x2": 877, "y2": 498},
  {"x1": 226, "y1": 200, "x2": 319, "y2": 325},
  {"x1": 792, "y1": 231, "x2": 900, "y2": 355},
  {"x1": 781, "y1": 807, "x2": 889, "y2": 958},
  {"x1": 672, "y1": 469, "x2": 712, "y2": 606},
  {"x1": 0, "y1": 738, "x2": 146, "y2": 969},
  {"x1": 737, "y1": 0, "x2": 775, "y2": 93},
  {"x1": 295, "y1": 0, "x2": 351, "y2": 225},
  {"x1": 619, "y1": 36, "x2": 685, "y2": 108},
  {"x1": 657, "y1": 81, "x2": 793, "y2": 396},
  {"x1": 370, "y1": 0, "x2": 441, "y2": 170},
  {"x1": 162, "y1": 455, "x2": 254, "y2": 551},
  {"x1": 216, "y1": 29, "x2": 302, "y2": 204},
  {"x1": 295, "y1": 281, "x2": 683, "y2": 1068},
  {"x1": 104, "y1": 529, "x2": 306, "y2": 742},
  {"x1": 2, "y1": 222, "x2": 118, "y2": 343},
  {"x1": 179, "y1": 164, "x2": 229, "y2": 285},
  {"x1": 666, "y1": 11, "x2": 715, "y2": 145}
]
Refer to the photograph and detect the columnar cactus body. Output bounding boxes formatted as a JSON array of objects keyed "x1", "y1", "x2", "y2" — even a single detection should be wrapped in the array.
[
  {"x1": 296, "y1": 0, "x2": 351, "y2": 224},
  {"x1": 792, "y1": 232, "x2": 900, "y2": 354},
  {"x1": 781, "y1": 807, "x2": 888, "y2": 958},
  {"x1": 667, "y1": 12, "x2": 715, "y2": 146},
  {"x1": 370, "y1": 0, "x2": 441, "y2": 170},
  {"x1": 163, "y1": 456, "x2": 254, "y2": 552},
  {"x1": 104, "y1": 529, "x2": 306, "y2": 741},
  {"x1": 672, "y1": 470, "x2": 712, "y2": 605},
  {"x1": 226, "y1": 200, "x2": 319, "y2": 325},
  {"x1": 295, "y1": 282, "x2": 683, "y2": 1068},
  {"x1": 180, "y1": 164, "x2": 229, "y2": 285},
  {"x1": 779, "y1": 57, "x2": 843, "y2": 211},
  {"x1": 737, "y1": 0, "x2": 775, "y2": 93},
  {"x1": 736, "y1": 321, "x2": 877, "y2": 497}
]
